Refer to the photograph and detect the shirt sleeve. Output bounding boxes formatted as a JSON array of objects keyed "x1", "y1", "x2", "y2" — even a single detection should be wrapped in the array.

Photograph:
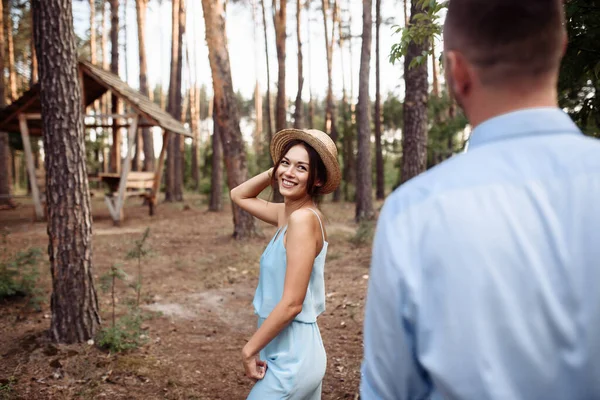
[{"x1": 360, "y1": 200, "x2": 432, "y2": 400}]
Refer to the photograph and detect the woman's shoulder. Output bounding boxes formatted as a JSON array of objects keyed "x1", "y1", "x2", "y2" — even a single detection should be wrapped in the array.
[{"x1": 288, "y1": 208, "x2": 325, "y2": 232}]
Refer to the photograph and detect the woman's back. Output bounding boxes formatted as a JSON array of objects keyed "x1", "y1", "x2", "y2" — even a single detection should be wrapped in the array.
[{"x1": 253, "y1": 208, "x2": 328, "y2": 323}]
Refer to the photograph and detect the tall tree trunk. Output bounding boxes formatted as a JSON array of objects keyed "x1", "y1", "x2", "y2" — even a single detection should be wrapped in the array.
[
  {"x1": 102, "y1": 0, "x2": 109, "y2": 70},
  {"x1": 403, "y1": 0, "x2": 408, "y2": 26},
  {"x1": 273, "y1": 0, "x2": 286, "y2": 133},
  {"x1": 348, "y1": 0, "x2": 354, "y2": 105},
  {"x1": 209, "y1": 98, "x2": 223, "y2": 211},
  {"x1": 374, "y1": 0, "x2": 384, "y2": 200},
  {"x1": 136, "y1": 0, "x2": 154, "y2": 171},
  {"x1": 306, "y1": 0, "x2": 314, "y2": 128},
  {"x1": 32, "y1": 0, "x2": 100, "y2": 343},
  {"x1": 165, "y1": 0, "x2": 180, "y2": 202},
  {"x1": 355, "y1": 0, "x2": 373, "y2": 221},
  {"x1": 123, "y1": 0, "x2": 128, "y2": 83},
  {"x1": 338, "y1": 5, "x2": 355, "y2": 201},
  {"x1": 252, "y1": 0, "x2": 263, "y2": 158},
  {"x1": 109, "y1": 0, "x2": 120, "y2": 173},
  {"x1": 0, "y1": 0, "x2": 11, "y2": 207},
  {"x1": 173, "y1": 0, "x2": 186, "y2": 201},
  {"x1": 5, "y1": 0, "x2": 16, "y2": 102},
  {"x1": 90, "y1": 0, "x2": 97, "y2": 64},
  {"x1": 190, "y1": 84, "x2": 200, "y2": 191},
  {"x1": 431, "y1": 40, "x2": 439, "y2": 98},
  {"x1": 400, "y1": 0, "x2": 429, "y2": 184},
  {"x1": 201, "y1": 0, "x2": 257, "y2": 239},
  {"x1": 322, "y1": 0, "x2": 340, "y2": 201},
  {"x1": 271, "y1": 0, "x2": 285, "y2": 202},
  {"x1": 260, "y1": 0, "x2": 273, "y2": 147},
  {"x1": 292, "y1": 0, "x2": 303, "y2": 129},
  {"x1": 30, "y1": 34, "x2": 38, "y2": 85}
]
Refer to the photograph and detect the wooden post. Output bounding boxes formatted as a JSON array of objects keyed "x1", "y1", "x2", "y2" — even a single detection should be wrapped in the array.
[
  {"x1": 149, "y1": 130, "x2": 170, "y2": 215},
  {"x1": 107, "y1": 114, "x2": 139, "y2": 224},
  {"x1": 18, "y1": 114, "x2": 44, "y2": 220}
]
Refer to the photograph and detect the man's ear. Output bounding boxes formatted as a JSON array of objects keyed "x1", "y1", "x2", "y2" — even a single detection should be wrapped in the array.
[{"x1": 446, "y1": 50, "x2": 471, "y2": 97}]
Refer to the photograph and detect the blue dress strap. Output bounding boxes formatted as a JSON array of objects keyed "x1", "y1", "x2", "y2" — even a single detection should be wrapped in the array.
[{"x1": 306, "y1": 208, "x2": 325, "y2": 243}]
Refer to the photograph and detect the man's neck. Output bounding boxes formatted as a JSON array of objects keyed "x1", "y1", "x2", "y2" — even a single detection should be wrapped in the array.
[{"x1": 466, "y1": 83, "x2": 559, "y2": 128}]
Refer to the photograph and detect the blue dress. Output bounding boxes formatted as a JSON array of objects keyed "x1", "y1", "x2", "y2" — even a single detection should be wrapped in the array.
[{"x1": 247, "y1": 209, "x2": 328, "y2": 400}]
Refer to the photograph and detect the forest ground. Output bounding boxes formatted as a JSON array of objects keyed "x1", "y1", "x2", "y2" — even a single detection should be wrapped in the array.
[{"x1": 0, "y1": 192, "x2": 380, "y2": 399}]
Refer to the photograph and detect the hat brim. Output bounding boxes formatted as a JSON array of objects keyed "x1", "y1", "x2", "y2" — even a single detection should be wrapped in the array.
[{"x1": 270, "y1": 129, "x2": 341, "y2": 195}]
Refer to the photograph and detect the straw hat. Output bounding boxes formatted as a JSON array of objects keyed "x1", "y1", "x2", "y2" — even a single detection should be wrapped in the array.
[{"x1": 270, "y1": 129, "x2": 341, "y2": 195}]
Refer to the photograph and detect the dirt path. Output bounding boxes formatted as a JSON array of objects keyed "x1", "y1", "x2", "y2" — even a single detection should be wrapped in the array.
[{"x1": 0, "y1": 196, "x2": 375, "y2": 399}]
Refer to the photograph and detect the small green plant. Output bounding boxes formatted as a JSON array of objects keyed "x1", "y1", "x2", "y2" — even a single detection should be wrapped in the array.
[
  {"x1": 96, "y1": 229, "x2": 153, "y2": 353},
  {"x1": 0, "y1": 376, "x2": 16, "y2": 399},
  {"x1": 0, "y1": 230, "x2": 44, "y2": 310},
  {"x1": 96, "y1": 309, "x2": 148, "y2": 353},
  {"x1": 125, "y1": 227, "x2": 151, "y2": 308},
  {"x1": 350, "y1": 220, "x2": 376, "y2": 247},
  {"x1": 99, "y1": 264, "x2": 127, "y2": 329}
]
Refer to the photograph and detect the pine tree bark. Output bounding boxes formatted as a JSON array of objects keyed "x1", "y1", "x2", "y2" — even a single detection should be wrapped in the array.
[
  {"x1": 355, "y1": 0, "x2": 374, "y2": 221},
  {"x1": 322, "y1": 0, "x2": 341, "y2": 201},
  {"x1": 5, "y1": 0, "x2": 16, "y2": 101},
  {"x1": 306, "y1": 4, "x2": 314, "y2": 128},
  {"x1": 136, "y1": 0, "x2": 155, "y2": 171},
  {"x1": 201, "y1": 0, "x2": 257, "y2": 238},
  {"x1": 165, "y1": 0, "x2": 180, "y2": 202},
  {"x1": 209, "y1": 98, "x2": 223, "y2": 211},
  {"x1": 260, "y1": 0, "x2": 273, "y2": 152},
  {"x1": 173, "y1": 0, "x2": 186, "y2": 201},
  {"x1": 0, "y1": 0, "x2": 11, "y2": 207},
  {"x1": 109, "y1": 0, "x2": 120, "y2": 173},
  {"x1": 101, "y1": 0, "x2": 110, "y2": 156},
  {"x1": 32, "y1": 0, "x2": 100, "y2": 343},
  {"x1": 273, "y1": 0, "x2": 287, "y2": 133},
  {"x1": 90, "y1": 0, "x2": 97, "y2": 64},
  {"x1": 30, "y1": 35, "x2": 38, "y2": 85},
  {"x1": 431, "y1": 41, "x2": 439, "y2": 98},
  {"x1": 338, "y1": 8, "x2": 355, "y2": 202},
  {"x1": 190, "y1": 84, "x2": 200, "y2": 191},
  {"x1": 374, "y1": 0, "x2": 384, "y2": 200},
  {"x1": 400, "y1": 0, "x2": 429, "y2": 184},
  {"x1": 293, "y1": 0, "x2": 303, "y2": 129}
]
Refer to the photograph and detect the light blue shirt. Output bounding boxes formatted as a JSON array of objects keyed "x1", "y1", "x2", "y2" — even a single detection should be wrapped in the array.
[{"x1": 360, "y1": 108, "x2": 600, "y2": 400}]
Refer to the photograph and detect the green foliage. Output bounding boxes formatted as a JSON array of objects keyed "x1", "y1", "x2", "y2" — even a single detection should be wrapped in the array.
[
  {"x1": 96, "y1": 229, "x2": 154, "y2": 354},
  {"x1": 96, "y1": 310, "x2": 148, "y2": 353},
  {"x1": 0, "y1": 376, "x2": 16, "y2": 400},
  {"x1": 558, "y1": 0, "x2": 600, "y2": 137},
  {"x1": 427, "y1": 91, "x2": 469, "y2": 163},
  {"x1": 389, "y1": 0, "x2": 446, "y2": 67},
  {"x1": 125, "y1": 228, "x2": 151, "y2": 308},
  {"x1": 382, "y1": 93, "x2": 404, "y2": 131},
  {"x1": 0, "y1": 231, "x2": 44, "y2": 310}
]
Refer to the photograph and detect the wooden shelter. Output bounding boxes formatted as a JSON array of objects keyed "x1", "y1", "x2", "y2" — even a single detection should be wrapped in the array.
[{"x1": 0, "y1": 60, "x2": 190, "y2": 225}]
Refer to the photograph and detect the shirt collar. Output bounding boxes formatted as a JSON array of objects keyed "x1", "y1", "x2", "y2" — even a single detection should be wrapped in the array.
[{"x1": 467, "y1": 107, "x2": 582, "y2": 150}]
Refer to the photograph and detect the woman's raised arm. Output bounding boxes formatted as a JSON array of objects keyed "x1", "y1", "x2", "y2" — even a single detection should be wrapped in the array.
[{"x1": 230, "y1": 168, "x2": 283, "y2": 226}]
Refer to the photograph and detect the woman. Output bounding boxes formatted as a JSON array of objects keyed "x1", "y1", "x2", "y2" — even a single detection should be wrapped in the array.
[{"x1": 230, "y1": 128, "x2": 341, "y2": 399}]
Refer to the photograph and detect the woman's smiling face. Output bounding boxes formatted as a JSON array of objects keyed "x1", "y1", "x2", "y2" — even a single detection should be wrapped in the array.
[{"x1": 276, "y1": 144, "x2": 311, "y2": 199}]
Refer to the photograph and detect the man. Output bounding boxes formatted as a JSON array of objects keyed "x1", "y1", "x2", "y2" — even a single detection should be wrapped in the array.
[{"x1": 360, "y1": 0, "x2": 600, "y2": 399}]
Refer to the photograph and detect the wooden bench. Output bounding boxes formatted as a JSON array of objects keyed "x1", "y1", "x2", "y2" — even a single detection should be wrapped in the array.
[
  {"x1": 100, "y1": 172, "x2": 155, "y2": 197},
  {"x1": 99, "y1": 172, "x2": 157, "y2": 222}
]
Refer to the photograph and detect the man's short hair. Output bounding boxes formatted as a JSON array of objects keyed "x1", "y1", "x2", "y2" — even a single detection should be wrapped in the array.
[{"x1": 444, "y1": 0, "x2": 566, "y2": 85}]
